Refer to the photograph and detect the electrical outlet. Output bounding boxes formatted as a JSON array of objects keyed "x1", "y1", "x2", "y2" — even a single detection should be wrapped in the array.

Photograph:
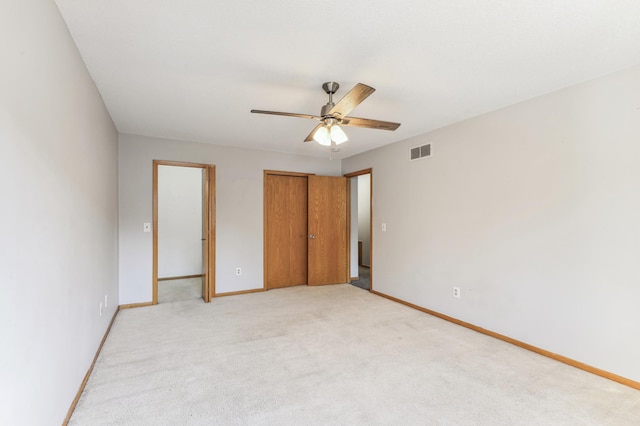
[
  {"x1": 104, "y1": 294, "x2": 108, "y2": 308},
  {"x1": 99, "y1": 302, "x2": 103, "y2": 316},
  {"x1": 235, "y1": 267, "x2": 241, "y2": 276},
  {"x1": 453, "y1": 287, "x2": 461, "y2": 299}
]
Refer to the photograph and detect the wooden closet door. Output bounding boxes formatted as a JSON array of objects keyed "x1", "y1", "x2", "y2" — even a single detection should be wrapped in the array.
[
  {"x1": 307, "y1": 175, "x2": 348, "y2": 285},
  {"x1": 265, "y1": 174, "x2": 308, "y2": 288}
]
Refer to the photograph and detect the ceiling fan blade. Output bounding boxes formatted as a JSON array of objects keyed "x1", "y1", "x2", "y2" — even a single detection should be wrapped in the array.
[
  {"x1": 251, "y1": 110, "x2": 322, "y2": 120},
  {"x1": 328, "y1": 83, "x2": 375, "y2": 118},
  {"x1": 304, "y1": 123, "x2": 324, "y2": 142},
  {"x1": 341, "y1": 116, "x2": 401, "y2": 131}
]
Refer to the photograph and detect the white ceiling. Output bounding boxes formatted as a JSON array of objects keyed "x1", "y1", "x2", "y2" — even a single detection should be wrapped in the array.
[{"x1": 54, "y1": 0, "x2": 640, "y2": 159}]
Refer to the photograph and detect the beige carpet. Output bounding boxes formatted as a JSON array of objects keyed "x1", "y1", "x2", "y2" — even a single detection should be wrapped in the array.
[
  {"x1": 158, "y1": 277, "x2": 202, "y2": 303},
  {"x1": 70, "y1": 285, "x2": 640, "y2": 425}
]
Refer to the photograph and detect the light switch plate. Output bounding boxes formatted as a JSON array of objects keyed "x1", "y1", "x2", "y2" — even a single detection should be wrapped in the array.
[{"x1": 143, "y1": 223, "x2": 151, "y2": 232}]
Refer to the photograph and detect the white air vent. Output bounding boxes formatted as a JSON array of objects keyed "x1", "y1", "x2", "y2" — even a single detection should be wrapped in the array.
[{"x1": 410, "y1": 143, "x2": 431, "y2": 161}]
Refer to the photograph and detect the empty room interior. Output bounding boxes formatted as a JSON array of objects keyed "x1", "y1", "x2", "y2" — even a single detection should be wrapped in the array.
[{"x1": 3, "y1": 1, "x2": 640, "y2": 425}]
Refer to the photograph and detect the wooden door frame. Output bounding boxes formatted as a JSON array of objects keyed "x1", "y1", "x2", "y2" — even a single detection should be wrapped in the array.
[
  {"x1": 153, "y1": 160, "x2": 216, "y2": 303},
  {"x1": 344, "y1": 168, "x2": 373, "y2": 291}
]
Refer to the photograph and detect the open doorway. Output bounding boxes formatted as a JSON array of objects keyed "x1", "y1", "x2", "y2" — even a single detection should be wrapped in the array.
[
  {"x1": 346, "y1": 169, "x2": 372, "y2": 291},
  {"x1": 153, "y1": 160, "x2": 215, "y2": 304}
]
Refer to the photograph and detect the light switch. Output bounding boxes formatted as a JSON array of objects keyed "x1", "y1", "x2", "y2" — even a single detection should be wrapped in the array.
[
  {"x1": 381, "y1": 223, "x2": 387, "y2": 232},
  {"x1": 143, "y1": 223, "x2": 151, "y2": 232}
]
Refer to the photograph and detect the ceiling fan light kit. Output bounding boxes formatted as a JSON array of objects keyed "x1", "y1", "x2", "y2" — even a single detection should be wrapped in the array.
[
  {"x1": 329, "y1": 124, "x2": 348, "y2": 144},
  {"x1": 251, "y1": 81, "x2": 401, "y2": 148},
  {"x1": 312, "y1": 117, "x2": 348, "y2": 146},
  {"x1": 312, "y1": 125, "x2": 331, "y2": 146}
]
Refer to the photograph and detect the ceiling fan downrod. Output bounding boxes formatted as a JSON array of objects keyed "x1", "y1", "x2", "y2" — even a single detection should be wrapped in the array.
[{"x1": 320, "y1": 81, "x2": 339, "y2": 117}]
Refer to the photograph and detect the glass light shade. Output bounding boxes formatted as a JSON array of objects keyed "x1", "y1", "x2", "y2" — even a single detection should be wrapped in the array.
[
  {"x1": 330, "y1": 125, "x2": 348, "y2": 144},
  {"x1": 313, "y1": 126, "x2": 331, "y2": 146}
]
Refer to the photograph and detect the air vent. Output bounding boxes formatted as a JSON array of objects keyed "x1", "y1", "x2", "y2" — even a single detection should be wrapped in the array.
[
  {"x1": 410, "y1": 147, "x2": 420, "y2": 160},
  {"x1": 410, "y1": 143, "x2": 431, "y2": 161}
]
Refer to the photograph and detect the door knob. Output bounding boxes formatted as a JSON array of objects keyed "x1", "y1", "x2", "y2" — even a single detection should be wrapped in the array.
[{"x1": 309, "y1": 234, "x2": 315, "y2": 239}]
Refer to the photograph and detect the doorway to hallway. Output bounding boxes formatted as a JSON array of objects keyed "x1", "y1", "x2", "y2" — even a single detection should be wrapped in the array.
[
  {"x1": 152, "y1": 160, "x2": 216, "y2": 303},
  {"x1": 346, "y1": 169, "x2": 372, "y2": 291}
]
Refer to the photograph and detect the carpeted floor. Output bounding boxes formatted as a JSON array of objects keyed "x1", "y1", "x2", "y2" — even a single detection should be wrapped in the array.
[
  {"x1": 158, "y1": 277, "x2": 202, "y2": 303},
  {"x1": 70, "y1": 284, "x2": 640, "y2": 425}
]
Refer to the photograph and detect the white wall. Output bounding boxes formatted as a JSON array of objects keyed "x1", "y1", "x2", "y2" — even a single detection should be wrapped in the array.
[
  {"x1": 357, "y1": 174, "x2": 371, "y2": 266},
  {"x1": 119, "y1": 134, "x2": 342, "y2": 303},
  {"x1": 0, "y1": 2, "x2": 119, "y2": 425},
  {"x1": 158, "y1": 165, "x2": 203, "y2": 278},
  {"x1": 342, "y1": 64, "x2": 640, "y2": 383}
]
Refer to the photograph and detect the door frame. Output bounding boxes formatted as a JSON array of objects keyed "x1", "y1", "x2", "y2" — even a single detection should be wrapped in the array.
[
  {"x1": 344, "y1": 168, "x2": 373, "y2": 291},
  {"x1": 153, "y1": 160, "x2": 216, "y2": 303}
]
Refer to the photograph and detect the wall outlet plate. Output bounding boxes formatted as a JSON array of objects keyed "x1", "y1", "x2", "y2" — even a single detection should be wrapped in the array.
[{"x1": 453, "y1": 287, "x2": 461, "y2": 298}]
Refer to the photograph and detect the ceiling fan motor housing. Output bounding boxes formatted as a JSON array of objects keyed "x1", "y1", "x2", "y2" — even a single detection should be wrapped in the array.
[{"x1": 321, "y1": 103, "x2": 335, "y2": 117}]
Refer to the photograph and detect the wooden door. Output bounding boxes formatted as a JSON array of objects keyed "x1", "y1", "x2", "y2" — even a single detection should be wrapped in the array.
[
  {"x1": 265, "y1": 174, "x2": 308, "y2": 289},
  {"x1": 200, "y1": 168, "x2": 209, "y2": 300},
  {"x1": 308, "y1": 175, "x2": 349, "y2": 285},
  {"x1": 201, "y1": 168, "x2": 208, "y2": 300},
  {"x1": 203, "y1": 165, "x2": 215, "y2": 301}
]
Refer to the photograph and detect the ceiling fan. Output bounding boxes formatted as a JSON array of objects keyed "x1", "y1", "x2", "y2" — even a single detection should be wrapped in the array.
[{"x1": 251, "y1": 82, "x2": 401, "y2": 147}]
